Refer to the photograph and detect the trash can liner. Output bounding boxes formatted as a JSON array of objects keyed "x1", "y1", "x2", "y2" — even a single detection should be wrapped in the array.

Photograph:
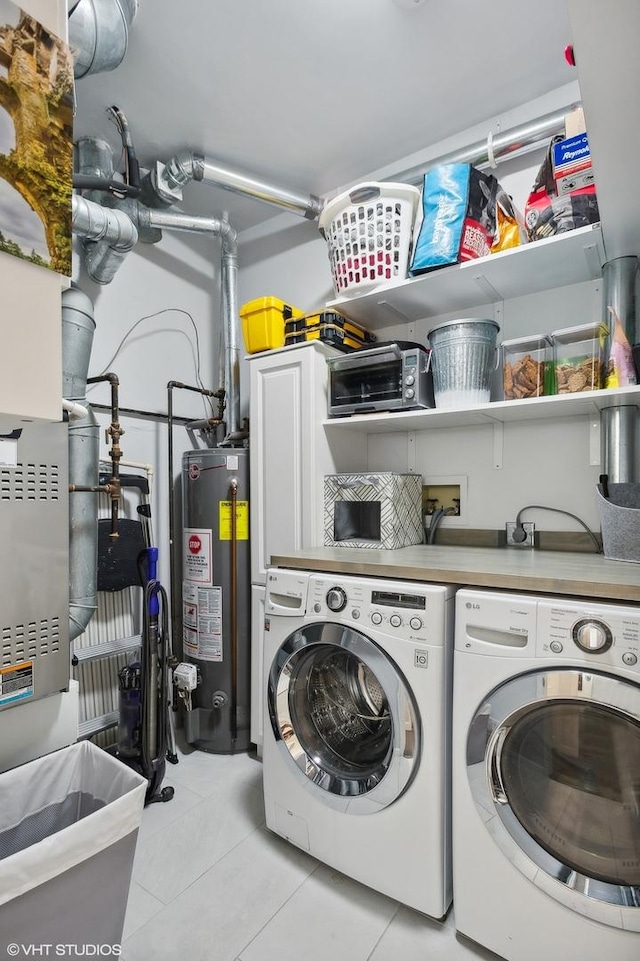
[{"x1": 0, "y1": 740, "x2": 145, "y2": 906}]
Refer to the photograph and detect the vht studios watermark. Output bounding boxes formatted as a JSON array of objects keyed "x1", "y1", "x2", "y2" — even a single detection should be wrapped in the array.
[{"x1": 6, "y1": 946, "x2": 121, "y2": 958}]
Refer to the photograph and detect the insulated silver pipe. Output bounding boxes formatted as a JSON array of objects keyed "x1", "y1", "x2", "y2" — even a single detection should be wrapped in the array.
[
  {"x1": 603, "y1": 256, "x2": 639, "y2": 348},
  {"x1": 154, "y1": 149, "x2": 322, "y2": 220},
  {"x1": 601, "y1": 406, "x2": 638, "y2": 484},
  {"x1": 63, "y1": 287, "x2": 99, "y2": 641},
  {"x1": 72, "y1": 194, "x2": 138, "y2": 284},
  {"x1": 221, "y1": 230, "x2": 241, "y2": 438},
  {"x1": 394, "y1": 107, "x2": 569, "y2": 186},
  {"x1": 68, "y1": 0, "x2": 139, "y2": 78}
]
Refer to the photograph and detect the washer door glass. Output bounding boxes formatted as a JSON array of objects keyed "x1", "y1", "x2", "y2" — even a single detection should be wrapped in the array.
[
  {"x1": 468, "y1": 669, "x2": 640, "y2": 928},
  {"x1": 269, "y1": 622, "x2": 419, "y2": 813}
]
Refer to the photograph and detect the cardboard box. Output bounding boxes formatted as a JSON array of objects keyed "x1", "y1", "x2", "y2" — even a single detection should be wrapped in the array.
[
  {"x1": 324, "y1": 472, "x2": 423, "y2": 549},
  {"x1": 553, "y1": 133, "x2": 595, "y2": 196}
]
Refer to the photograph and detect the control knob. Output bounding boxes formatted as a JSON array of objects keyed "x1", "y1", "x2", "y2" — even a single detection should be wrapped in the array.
[
  {"x1": 404, "y1": 388, "x2": 415, "y2": 399},
  {"x1": 326, "y1": 587, "x2": 347, "y2": 612},
  {"x1": 572, "y1": 618, "x2": 613, "y2": 654},
  {"x1": 405, "y1": 375, "x2": 415, "y2": 386}
]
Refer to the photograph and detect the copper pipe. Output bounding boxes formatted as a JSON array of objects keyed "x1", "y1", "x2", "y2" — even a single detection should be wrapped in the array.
[
  {"x1": 229, "y1": 477, "x2": 238, "y2": 746},
  {"x1": 87, "y1": 372, "x2": 123, "y2": 539}
]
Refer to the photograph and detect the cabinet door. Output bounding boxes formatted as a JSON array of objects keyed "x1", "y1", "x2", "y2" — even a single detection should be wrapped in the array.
[{"x1": 249, "y1": 343, "x2": 367, "y2": 584}]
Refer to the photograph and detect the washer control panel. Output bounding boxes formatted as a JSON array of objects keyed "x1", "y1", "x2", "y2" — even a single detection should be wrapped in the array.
[
  {"x1": 537, "y1": 600, "x2": 640, "y2": 671},
  {"x1": 307, "y1": 574, "x2": 454, "y2": 642}
]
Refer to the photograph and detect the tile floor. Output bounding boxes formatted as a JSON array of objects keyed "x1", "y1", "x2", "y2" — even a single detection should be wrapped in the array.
[{"x1": 122, "y1": 739, "x2": 502, "y2": 961}]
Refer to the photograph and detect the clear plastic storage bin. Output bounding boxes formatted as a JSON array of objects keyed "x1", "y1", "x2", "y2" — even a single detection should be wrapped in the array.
[
  {"x1": 551, "y1": 321, "x2": 607, "y2": 393},
  {"x1": 501, "y1": 334, "x2": 553, "y2": 400}
]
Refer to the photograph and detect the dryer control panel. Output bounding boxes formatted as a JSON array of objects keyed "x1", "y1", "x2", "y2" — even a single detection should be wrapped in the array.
[{"x1": 537, "y1": 601, "x2": 640, "y2": 671}]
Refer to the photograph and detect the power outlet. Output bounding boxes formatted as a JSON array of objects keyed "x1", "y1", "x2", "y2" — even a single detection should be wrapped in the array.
[{"x1": 505, "y1": 521, "x2": 535, "y2": 548}]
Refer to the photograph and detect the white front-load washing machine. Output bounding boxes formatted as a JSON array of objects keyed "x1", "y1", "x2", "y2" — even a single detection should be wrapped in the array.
[
  {"x1": 262, "y1": 567, "x2": 456, "y2": 918},
  {"x1": 453, "y1": 588, "x2": 640, "y2": 961}
]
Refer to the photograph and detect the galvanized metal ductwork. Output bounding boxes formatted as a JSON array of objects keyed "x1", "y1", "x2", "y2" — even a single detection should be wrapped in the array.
[
  {"x1": 151, "y1": 149, "x2": 323, "y2": 221},
  {"x1": 68, "y1": 0, "x2": 139, "y2": 78},
  {"x1": 72, "y1": 193, "x2": 138, "y2": 284},
  {"x1": 63, "y1": 287, "x2": 100, "y2": 641}
]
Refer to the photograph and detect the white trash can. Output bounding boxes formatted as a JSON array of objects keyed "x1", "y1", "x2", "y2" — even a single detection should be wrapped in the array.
[{"x1": 0, "y1": 740, "x2": 146, "y2": 955}]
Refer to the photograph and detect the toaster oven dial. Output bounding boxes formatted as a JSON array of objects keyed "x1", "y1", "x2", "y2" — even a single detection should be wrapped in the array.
[
  {"x1": 405, "y1": 388, "x2": 415, "y2": 399},
  {"x1": 326, "y1": 587, "x2": 347, "y2": 612},
  {"x1": 405, "y1": 375, "x2": 415, "y2": 386}
]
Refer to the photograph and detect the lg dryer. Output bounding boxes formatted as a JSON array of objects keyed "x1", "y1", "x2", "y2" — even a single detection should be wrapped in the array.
[
  {"x1": 453, "y1": 588, "x2": 640, "y2": 961},
  {"x1": 262, "y1": 568, "x2": 456, "y2": 918}
]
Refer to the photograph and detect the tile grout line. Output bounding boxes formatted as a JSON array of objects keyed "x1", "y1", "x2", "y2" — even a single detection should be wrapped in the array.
[
  {"x1": 234, "y1": 858, "x2": 323, "y2": 960},
  {"x1": 364, "y1": 902, "x2": 402, "y2": 961},
  {"x1": 129, "y1": 819, "x2": 268, "y2": 910}
]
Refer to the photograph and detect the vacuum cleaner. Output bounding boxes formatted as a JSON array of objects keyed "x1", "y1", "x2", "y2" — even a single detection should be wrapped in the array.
[{"x1": 117, "y1": 546, "x2": 177, "y2": 804}]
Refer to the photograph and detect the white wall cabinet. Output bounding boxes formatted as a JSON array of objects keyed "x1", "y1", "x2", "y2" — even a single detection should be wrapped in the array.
[{"x1": 248, "y1": 340, "x2": 365, "y2": 586}]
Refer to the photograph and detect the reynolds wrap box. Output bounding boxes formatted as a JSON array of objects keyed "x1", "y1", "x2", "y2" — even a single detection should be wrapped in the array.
[
  {"x1": 324, "y1": 472, "x2": 423, "y2": 549},
  {"x1": 553, "y1": 133, "x2": 595, "y2": 195}
]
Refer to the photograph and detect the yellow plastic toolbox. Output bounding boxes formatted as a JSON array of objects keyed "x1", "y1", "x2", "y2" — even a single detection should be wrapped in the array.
[
  {"x1": 284, "y1": 323, "x2": 368, "y2": 352},
  {"x1": 240, "y1": 296, "x2": 304, "y2": 353},
  {"x1": 286, "y1": 310, "x2": 376, "y2": 345}
]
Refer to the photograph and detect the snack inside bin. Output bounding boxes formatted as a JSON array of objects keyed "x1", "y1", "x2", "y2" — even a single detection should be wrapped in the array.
[
  {"x1": 551, "y1": 321, "x2": 608, "y2": 393},
  {"x1": 501, "y1": 334, "x2": 554, "y2": 400}
]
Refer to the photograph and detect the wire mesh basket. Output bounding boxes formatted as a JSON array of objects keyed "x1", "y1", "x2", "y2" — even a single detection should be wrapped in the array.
[{"x1": 319, "y1": 182, "x2": 421, "y2": 298}]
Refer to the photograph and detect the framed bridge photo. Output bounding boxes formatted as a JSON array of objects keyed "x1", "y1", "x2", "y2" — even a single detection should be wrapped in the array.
[{"x1": 0, "y1": 1, "x2": 73, "y2": 275}]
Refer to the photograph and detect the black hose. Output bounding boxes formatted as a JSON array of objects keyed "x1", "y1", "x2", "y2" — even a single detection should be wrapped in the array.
[{"x1": 73, "y1": 174, "x2": 142, "y2": 198}]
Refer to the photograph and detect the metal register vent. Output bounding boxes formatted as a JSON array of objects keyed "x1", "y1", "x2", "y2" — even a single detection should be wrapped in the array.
[
  {"x1": 2, "y1": 618, "x2": 61, "y2": 667},
  {"x1": 1, "y1": 463, "x2": 60, "y2": 501},
  {"x1": 0, "y1": 422, "x2": 69, "y2": 709}
]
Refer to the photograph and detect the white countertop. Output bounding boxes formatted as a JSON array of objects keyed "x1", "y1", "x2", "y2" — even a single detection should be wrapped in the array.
[{"x1": 270, "y1": 545, "x2": 640, "y2": 603}]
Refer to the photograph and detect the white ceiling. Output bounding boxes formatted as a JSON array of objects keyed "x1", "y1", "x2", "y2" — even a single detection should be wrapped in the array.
[{"x1": 74, "y1": 0, "x2": 577, "y2": 234}]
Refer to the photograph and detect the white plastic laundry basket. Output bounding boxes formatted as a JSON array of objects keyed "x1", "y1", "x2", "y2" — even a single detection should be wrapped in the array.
[{"x1": 319, "y1": 182, "x2": 420, "y2": 298}]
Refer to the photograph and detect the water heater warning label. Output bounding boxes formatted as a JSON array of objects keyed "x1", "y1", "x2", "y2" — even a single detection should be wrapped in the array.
[
  {"x1": 183, "y1": 583, "x2": 223, "y2": 662},
  {"x1": 183, "y1": 527, "x2": 213, "y2": 584},
  {"x1": 0, "y1": 661, "x2": 34, "y2": 706},
  {"x1": 219, "y1": 501, "x2": 249, "y2": 540}
]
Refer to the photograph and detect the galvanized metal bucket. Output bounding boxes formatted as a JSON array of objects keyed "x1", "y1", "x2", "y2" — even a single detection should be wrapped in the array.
[{"x1": 428, "y1": 318, "x2": 500, "y2": 408}]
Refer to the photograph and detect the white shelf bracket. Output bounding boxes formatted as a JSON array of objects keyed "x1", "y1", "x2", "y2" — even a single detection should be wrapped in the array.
[
  {"x1": 407, "y1": 431, "x2": 417, "y2": 472},
  {"x1": 589, "y1": 418, "x2": 601, "y2": 467},
  {"x1": 583, "y1": 239, "x2": 604, "y2": 280},
  {"x1": 493, "y1": 421, "x2": 504, "y2": 469},
  {"x1": 473, "y1": 273, "x2": 502, "y2": 302}
]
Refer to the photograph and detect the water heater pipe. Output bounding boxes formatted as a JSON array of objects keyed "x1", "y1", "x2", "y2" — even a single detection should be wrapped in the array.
[{"x1": 143, "y1": 207, "x2": 242, "y2": 440}]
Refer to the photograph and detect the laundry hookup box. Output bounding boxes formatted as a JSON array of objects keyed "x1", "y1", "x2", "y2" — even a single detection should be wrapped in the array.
[{"x1": 324, "y1": 472, "x2": 423, "y2": 549}]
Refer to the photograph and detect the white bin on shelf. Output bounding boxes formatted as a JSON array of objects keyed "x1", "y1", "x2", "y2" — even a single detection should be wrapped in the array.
[{"x1": 0, "y1": 740, "x2": 146, "y2": 953}]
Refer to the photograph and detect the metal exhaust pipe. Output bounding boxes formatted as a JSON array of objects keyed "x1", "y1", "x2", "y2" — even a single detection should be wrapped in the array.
[
  {"x1": 68, "y1": 0, "x2": 139, "y2": 78},
  {"x1": 62, "y1": 286, "x2": 99, "y2": 640}
]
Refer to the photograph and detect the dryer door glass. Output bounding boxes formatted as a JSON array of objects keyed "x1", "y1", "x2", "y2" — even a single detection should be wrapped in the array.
[
  {"x1": 269, "y1": 622, "x2": 420, "y2": 813},
  {"x1": 500, "y1": 700, "x2": 640, "y2": 886},
  {"x1": 468, "y1": 668, "x2": 640, "y2": 924}
]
